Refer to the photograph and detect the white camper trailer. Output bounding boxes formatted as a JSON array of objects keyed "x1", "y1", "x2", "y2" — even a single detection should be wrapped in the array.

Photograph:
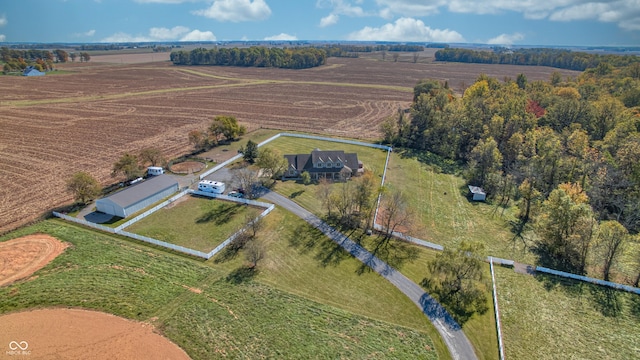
[
  {"x1": 198, "y1": 180, "x2": 225, "y2": 194},
  {"x1": 147, "y1": 166, "x2": 164, "y2": 176}
]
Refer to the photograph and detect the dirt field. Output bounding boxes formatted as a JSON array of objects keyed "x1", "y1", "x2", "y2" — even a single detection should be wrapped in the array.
[
  {"x1": 0, "y1": 308, "x2": 190, "y2": 359},
  {"x1": 0, "y1": 54, "x2": 579, "y2": 234},
  {"x1": 0, "y1": 235, "x2": 68, "y2": 287}
]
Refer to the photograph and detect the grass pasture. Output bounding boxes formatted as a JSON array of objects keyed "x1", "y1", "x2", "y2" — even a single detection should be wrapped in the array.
[
  {"x1": 384, "y1": 152, "x2": 533, "y2": 264},
  {"x1": 0, "y1": 220, "x2": 441, "y2": 359},
  {"x1": 495, "y1": 266, "x2": 640, "y2": 359},
  {"x1": 126, "y1": 196, "x2": 258, "y2": 253}
]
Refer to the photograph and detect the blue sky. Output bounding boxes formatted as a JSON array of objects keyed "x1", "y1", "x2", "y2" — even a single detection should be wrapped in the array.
[{"x1": 0, "y1": 0, "x2": 639, "y2": 46}]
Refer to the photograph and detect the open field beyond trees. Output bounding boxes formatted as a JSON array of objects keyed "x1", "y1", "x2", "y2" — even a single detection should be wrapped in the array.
[{"x1": 0, "y1": 53, "x2": 577, "y2": 234}]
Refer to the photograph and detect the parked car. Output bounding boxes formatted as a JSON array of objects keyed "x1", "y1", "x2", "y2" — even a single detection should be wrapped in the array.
[{"x1": 228, "y1": 191, "x2": 244, "y2": 198}]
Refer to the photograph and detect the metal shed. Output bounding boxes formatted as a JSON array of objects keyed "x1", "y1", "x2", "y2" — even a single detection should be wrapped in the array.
[
  {"x1": 468, "y1": 185, "x2": 486, "y2": 201},
  {"x1": 96, "y1": 175, "x2": 179, "y2": 218}
]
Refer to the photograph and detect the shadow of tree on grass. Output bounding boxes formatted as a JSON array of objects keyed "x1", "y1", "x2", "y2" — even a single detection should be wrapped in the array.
[
  {"x1": 226, "y1": 266, "x2": 257, "y2": 284},
  {"x1": 196, "y1": 202, "x2": 241, "y2": 225}
]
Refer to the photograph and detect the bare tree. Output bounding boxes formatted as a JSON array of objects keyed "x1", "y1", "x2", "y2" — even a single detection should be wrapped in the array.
[
  {"x1": 378, "y1": 190, "x2": 413, "y2": 241},
  {"x1": 245, "y1": 239, "x2": 265, "y2": 268},
  {"x1": 246, "y1": 209, "x2": 264, "y2": 238},
  {"x1": 139, "y1": 147, "x2": 166, "y2": 167},
  {"x1": 392, "y1": 53, "x2": 399, "y2": 62},
  {"x1": 316, "y1": 178, "x2": 333, "y2": 217},
  {"x1": 232, "y1": 167, "x2": 259, "y2": 199},
  {"x1": 595, "y1": 220, "x2": 629, "y2": 281},
  {"x1": 412, "y1": 52, "x2": 420, "y2": 63}
]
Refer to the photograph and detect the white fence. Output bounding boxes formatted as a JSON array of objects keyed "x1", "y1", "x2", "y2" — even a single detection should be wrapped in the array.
[
  {"x1": 536, "y1": 266, "x2": 640, "y2": 295},
  {"x1": 53, "y1": 190, "x2": 275, "y2": 260},
  {"x1": 490, "y1": 259, "x2": 506, "y2": 360},
  {"x1": 199, "y1": 154, "x2": 242, "y2": 180},
  {"x1": 52, "y1": 212, "x2": 117, "y2": 234},
  {"x1": 279, "y1": 133, "x2": 392, "y2": 150}
]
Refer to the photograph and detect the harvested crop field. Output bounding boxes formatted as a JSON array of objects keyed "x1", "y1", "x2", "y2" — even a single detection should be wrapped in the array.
[
  {"x1": 0, "y1": 55, "x2": 578, "y2": 233},
  {"x1": 0, "y1": 308, "x2": 189, "y2": 359},
  {"x1": 0, "y1": 234, "x2": 68, "y2": 287}
]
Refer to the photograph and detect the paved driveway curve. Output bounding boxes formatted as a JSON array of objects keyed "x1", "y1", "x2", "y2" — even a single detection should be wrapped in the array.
[{"x1": 261, "y1": 191, "x2": 478, "y2": 360}]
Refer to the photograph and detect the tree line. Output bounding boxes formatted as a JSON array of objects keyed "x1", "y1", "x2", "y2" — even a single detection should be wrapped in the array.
[
  {"x1": 2, "y1": 47, "x2": 90, "y2": 73},
  {"x1": 322, "y1": 44, "x2": 424, "y2": 58},
  {"x1": 435, "y1": 47, "x2": 640, "y2": 71},
  {"x1": 382, "y1": 61, "x2": 640, "y2": 283},
  {"x1": 170, "y1": 46, "x2": 326, "y2": 69}
]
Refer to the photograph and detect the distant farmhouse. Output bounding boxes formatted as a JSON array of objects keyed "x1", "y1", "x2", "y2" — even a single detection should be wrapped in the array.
[
  {"x1": 23, "y1": 66, "x2": 45, "y2": 76},
  {"x1": 284, "y1": 149, "x2": 363, "y2": 181},
  {"x1": 96, "y1": 175, "x2": 179, "y2": 218}
]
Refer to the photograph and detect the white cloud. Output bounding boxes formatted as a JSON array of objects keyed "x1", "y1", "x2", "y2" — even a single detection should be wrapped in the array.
[
  {"x1": 320, "y1": 13, "x2": 339, "y2": 27},
  {"x1": 101, "y1": 32, "x2": 152, "y2": 43},
  {"x1": 0, "y1": 34, "x2": 5, "y2": 42},
  {"x1": 0, "y1": 14, "x2": 7, "y2": 27},
  {"x1": 181, "y1": 30, "x2": 217, "y2": 41},
  {"x1": 347, "y1": 17, "x2": 464, "y2": 42},
  {"x1": 548, "y1": 1, "x2": 640, "y2": 31},
  {"x1": 193, "y1": 0, "x2": 271, "y2": 22},
  {"x1": 487, "y1": 32, "x2": 524, "y2": 45},
  {"x1": 149, "y1": 26, "x2": 189, "y2": 39},
  {"x1": 85, "y1": 29, "x2": 96, "y2": 37},
  {"x1": 264, "y1": 33, "x2": 298, "y2": 41},
  {"x1": 134, "y1": 0, "x2": 197, "y2": 3},
  {"x1": 101, "y1": 26, "x2": 215, "y2": 42},
  {"x1": 373, "y1": 0, "x2": 640, "y2": 31}
]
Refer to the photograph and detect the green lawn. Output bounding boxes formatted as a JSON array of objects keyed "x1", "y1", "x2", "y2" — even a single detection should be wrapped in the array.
[
  {"x1": 126, "y1": 196, "x2": 258, "y2": 252},
  {"x1": 0, "y1": 220, "x2": 442, "y2": 359},
  {"x1": 209, "y1": 207, "x2": 450, "y2": 359},
  {"x1": 355, "y1": 233, "x2": 499, "y2": 360},
  {"x1": 496, "y1": 266, "x2": 640, "y2": 359}
]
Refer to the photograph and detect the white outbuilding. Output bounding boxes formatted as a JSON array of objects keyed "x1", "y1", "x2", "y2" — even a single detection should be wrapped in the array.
[
  {"x1": 468, "y1": 185, "x2": 486, "y2": 201},
  {"x1": 96, "y1": 175, "x2": 179, "y2": 218}
]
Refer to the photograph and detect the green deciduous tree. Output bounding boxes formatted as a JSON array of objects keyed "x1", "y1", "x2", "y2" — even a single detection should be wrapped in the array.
[
  {"x1": 421, "y1": 241, "x2": 489, "y2": 324},
  {"x1": 112, "y1": 153, "x2": 143, "y2": 181},
  {"x1": 536, "y1": 183, "x2": 595, "y2": 272},
  {"x1": 256, "y1": 147, "x2": 288, "y2": 181},
  {"x1": 67, "y1": 171, "x2": 101, "y2": 204}
]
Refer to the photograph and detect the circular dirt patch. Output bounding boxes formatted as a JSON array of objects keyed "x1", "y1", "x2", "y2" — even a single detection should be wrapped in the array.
[
  {"x1": 0, "y1": 308, "x2": 190, "y2": 359},
  {"x1": 0, "y1": 234, "x2": 68, "y2": 287},
  {"x1": 170, "y1": 161, "x2": 205, "y2": 174}
]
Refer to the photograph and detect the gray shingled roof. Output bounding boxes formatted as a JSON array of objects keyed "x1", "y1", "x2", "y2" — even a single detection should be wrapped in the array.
[
  {"x1": 285, "y1": 150, "x2": 359, "y2": 174},
  {"x1": 101, "y1": 175, "x2": 178, "y2": 208}
]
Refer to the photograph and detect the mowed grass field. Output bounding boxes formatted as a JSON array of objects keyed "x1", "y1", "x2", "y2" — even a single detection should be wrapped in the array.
[
  {"x1": 126, "y1": 196, "x2": 258, "y2": 252},
  {"x1": 384, "y1": 151, "x2": 534, "y2": 264},
  {"x1": 0, "y1": 217, "x2": 443, "y2": 359},
  {"x1": 495, "y1": 266, "x2": 640, "y2": 359}
]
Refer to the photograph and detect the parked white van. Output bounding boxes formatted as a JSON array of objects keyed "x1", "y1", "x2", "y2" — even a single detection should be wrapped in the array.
[
  {"x1": 147, "y1": 166, "x2": 164, "y2": 176},
  {"x1": 198, "y1": 180, "x2": 225, "y2": 194}
]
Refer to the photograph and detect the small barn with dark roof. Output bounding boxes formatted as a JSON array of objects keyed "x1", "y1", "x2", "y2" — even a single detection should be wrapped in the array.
[
  {"x1": 96, "y1": 175, "x2": 179, "y2": 218},
  {"x1": 284, "y1": 149, "x2": 363, "y2": 181}
]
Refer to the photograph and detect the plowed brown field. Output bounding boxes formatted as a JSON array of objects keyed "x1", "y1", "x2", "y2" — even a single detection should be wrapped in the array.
[{"x1": 0, "y1": 55, "x2": 578, "y2": 233}]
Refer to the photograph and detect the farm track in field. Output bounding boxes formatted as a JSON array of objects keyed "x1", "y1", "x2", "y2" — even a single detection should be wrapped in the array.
[{"x1": 0, "y1": 56, "x2": 579, "y2": 233}]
